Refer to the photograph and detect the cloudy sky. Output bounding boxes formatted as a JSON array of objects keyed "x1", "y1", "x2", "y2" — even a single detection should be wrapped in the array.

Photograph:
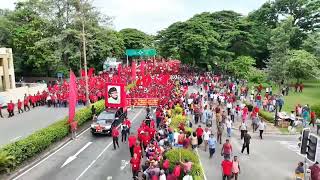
[{"x1": 1, "y1": 0, "x2": 268, "y2": 34}]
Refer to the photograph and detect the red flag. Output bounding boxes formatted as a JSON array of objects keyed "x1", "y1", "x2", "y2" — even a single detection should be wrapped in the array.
[
  {"x1": 131, "y1": 61, "x2": 136, "y2": 81},
  {"x1": 88, "y1": 67, "x2": 95, "y2": 77},
  {"x1": 140, "y1": 61, "x2": 145, "y2": 77},
  {"x1": 68, "y1": 70, "x2": 77, "y2": 123},
  {"x1": 118, "y1": 64, "x2": 122, "y2": 76},
  {"x1": 81, "y1": 69, "x2": 85, "y2": 77}
]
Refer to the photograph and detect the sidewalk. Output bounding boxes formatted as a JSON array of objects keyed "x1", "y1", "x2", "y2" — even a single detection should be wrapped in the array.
[{"x1": 231, "y1": 118, "x2": 284, "y2": 135}]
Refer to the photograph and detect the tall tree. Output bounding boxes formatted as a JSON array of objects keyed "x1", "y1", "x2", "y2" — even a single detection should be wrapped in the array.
[
  {"x1": 119, "y1": 28, "x2": 152, "y2": 50},
  {"x1": 265, "y1": 17, "x2": 297, "y2": 85}
]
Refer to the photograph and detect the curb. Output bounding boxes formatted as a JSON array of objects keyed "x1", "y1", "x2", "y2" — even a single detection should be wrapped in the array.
[
  {"x1": 230, "y1": 127, "x2": 299, "y2": 135},
  {"x1": 5, "y1": 123, "x2": 90, "y2": 180}
]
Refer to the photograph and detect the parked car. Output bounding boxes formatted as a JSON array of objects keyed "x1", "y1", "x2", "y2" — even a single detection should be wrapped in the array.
[{"x1": 90, "y1": 108, "x2": 126, "y2": 135}]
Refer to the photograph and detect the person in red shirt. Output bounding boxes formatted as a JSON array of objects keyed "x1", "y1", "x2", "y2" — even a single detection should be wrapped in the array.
[
  {"x1": 141, "y1": 132, "x2": 151, "y2": 150},
  {"x1": 221, "y1": 139, "x2": 233, "y2": 160},
  {"x1": 310, "y1": 111, "x2": 316, "y2": 127},
  {"x1": 221, "y1": 158, "x2": 233, "y2": 180},
  {"x1": 196, "y1": 125, "x2": 204, "y2": 146},
  {"x1": 172, "y1": 162, "x2": 181, "y2": 178},
  {"x1": 128, "y1": 133, "x2": 136, "y2": 157},
  {"x1": 7, "y1": 100, "x2": 14, "y2": 118},
  {"x1": 24, "y1": 97, "x2": 30, "y2": 111},
  {"x1": 17, "y1": 99, "x2": 23, "y2": 113},
  {"x1": 133, "y1": 142, "x2": 142, "y2": 158},
  {"x1": 130, "y1": 153, "x2": 141, "y2": 178},
  {"x1": 162, "y1": 156, "x2": 170, "y2": 173},
  {"x1": 111, "y1": 126, "x2": 120, "y2": 150},
  {"x1": 123, "y1": 118, "x2": 132, "y2": 134}
]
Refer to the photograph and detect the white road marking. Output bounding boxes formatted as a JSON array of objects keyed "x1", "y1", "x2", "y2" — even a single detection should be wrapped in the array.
[
  {"x1": 195, "y1": 148, "x2": 208, "y2": 180},
  {"x1": 120, "y1": 160, "x2": 129, "y2": 170},
  {"x1": 107, "y1": 176, "x2": 112, "y2": 180},
  {"x1": 75, "y1": 109, "x2": 143, "y2": 180},
  {"x1": 10, "y1": 136, "x2": 22, "y2": 142},
  {"x1": 277, "y1": 140, "x2": 303, "y2": 157},
  {"x1": 13, "y1": 109, "x2": 141, "y2": 180},
  {"x1": 61, "y1": 142, "x2": 92, "y2": 168}
]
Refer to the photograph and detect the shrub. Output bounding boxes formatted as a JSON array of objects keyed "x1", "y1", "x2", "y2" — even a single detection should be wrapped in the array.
[
  {"x1": 165, "y1": 148, "x2": 204, "y2": 179},
  {"x1": 311, "y1": 104, "x2": 320, "y2": 117},
  {"x1": 171, "y1": 114, "x2": 186, "y2": 129},
  {"x1": 172, "y1": 105, "x2": 183, "y2": 116},
  {"x1": 259, "y1": 110, "x2": 274, "y2": 123},
  {"x1": 0, "y1": 151, "x2": 15, "y2": 173},
  {"x1": 0, "y1": 100, "x2": 105, "y2": 173}
]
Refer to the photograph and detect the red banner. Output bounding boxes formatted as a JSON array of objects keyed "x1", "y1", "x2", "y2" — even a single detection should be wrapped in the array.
[
  {"x1": 127, "y1": 98, "x2": 159, "y2": 107},
  {"x1": 68, "y1": 70, "x2": 77, "y2": 123},
  {"x1": 105, "y1": 83, "x2": 126, "y2": 108}
]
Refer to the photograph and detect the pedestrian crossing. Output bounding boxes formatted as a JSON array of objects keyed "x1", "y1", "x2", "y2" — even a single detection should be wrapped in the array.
[{"x1": 277, "y1": 140, "x2": 301, "y2": 156}]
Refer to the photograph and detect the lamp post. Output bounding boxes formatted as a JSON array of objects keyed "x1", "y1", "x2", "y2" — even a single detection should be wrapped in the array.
[{"x1": 80, "y1": 0, "x2": 89, "y2": 106}]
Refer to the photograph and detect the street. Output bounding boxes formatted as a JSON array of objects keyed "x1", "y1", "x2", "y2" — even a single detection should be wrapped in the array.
[
  {"x1": 12, "y1": 108, "x2": 145, "y2": 180},
  {"x1": 0, "y1": 105, "x2": 83, "y2": 147}
]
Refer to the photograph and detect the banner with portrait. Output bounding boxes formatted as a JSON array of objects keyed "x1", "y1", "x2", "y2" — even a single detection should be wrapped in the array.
[{"x1": 105, "y1": 83, "x2": 126, "y2": 108}]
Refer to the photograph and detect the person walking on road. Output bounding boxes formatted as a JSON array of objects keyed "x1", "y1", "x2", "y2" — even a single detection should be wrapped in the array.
[
  {"x1": 203, "y1": 128, "x2": 210, "y2": 151},
  {"x1": 232, "y1": 156, "x2": 241, "y2": 180},
  {"x1": 112, "y1": 126, "x2": 120, "y2": 150},
  {"x1": 258, "y1": 120, "x2": 266, "y2": 139},
  {"x1": 221, "y1": 139, "x2": 233, "y2": 159},
  {"x1": 121, "y1": 122, "x2": 129, "y2": 142},
  {"x1": 208, "y1": 134, "x2": 217, "y2": 158},
  {"x1": 226, "y1": 118, "x2": 232, "y2": 137},
  {"x1": 217, "y1": 122, "x2": 223, "y2": 144},
  {"x1": 239, "y1": 122, "x2": 247, "y2": 140},
  {"x1": 17, "y1": 99, "x2": 23, "y2": 114},
  {"x1": 130, "y1": 153, "x2": 141, "y2": 179},
  {"x1": 128, "y1": 133, "x2": 137, "y2": 157},
  {"x1": 241, "y1": 131, "x2": 251, "y2": 155},
  {"x1": 221, "y1": 157, "x2": 233, "y2": 180}
]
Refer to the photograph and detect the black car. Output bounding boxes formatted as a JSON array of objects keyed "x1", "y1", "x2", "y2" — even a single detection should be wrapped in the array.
[{"x1": 90, "y1": 108, "x2": 127, "y2": 135}]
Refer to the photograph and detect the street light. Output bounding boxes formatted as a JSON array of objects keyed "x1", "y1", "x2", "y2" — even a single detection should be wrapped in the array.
[{"x1": 79, "y1": 0, "x2": 90, "y2": 106}]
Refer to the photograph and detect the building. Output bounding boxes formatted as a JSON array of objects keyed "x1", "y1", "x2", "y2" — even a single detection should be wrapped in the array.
[{"x1": 0, "y1": 48, "x2": 16, "y2": 91}]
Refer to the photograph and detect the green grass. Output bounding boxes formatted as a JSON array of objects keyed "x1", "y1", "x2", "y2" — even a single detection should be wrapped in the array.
[{"x1": 250, "y1": 80, "x2": 320, "y2": 112}]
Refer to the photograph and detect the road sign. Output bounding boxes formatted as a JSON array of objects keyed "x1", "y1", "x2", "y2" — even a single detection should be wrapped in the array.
[{"x1": 125, "y1": 49, "x2": 157, "y2": 57}]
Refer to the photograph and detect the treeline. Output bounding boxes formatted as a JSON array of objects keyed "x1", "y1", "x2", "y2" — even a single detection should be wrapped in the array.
[
  {"x1": 0, "y1": 0, "x2": 319, "y2": 82},
  {"x1": 0, "y1": 0, "x2": 153, "y2": 77},
  {"x1": 155, "y1": 0, "x2": 320, "y2": 83}
]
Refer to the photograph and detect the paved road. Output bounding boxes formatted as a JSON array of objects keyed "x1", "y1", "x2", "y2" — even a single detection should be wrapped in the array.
[
  {"x1": 188, "y1": 85, "x2": 304, "y2": 180},
  {"x1": 0, "y1": 105, "x2": 84, "y2": 147},
  {"x1": 12, "y1": 108, "x2": 145, "y2": 180}
]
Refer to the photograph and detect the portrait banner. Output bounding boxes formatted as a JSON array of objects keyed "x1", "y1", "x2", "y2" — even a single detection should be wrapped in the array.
[{"x1": 105, "y1": 83, "x2": 126, "y2": 108}]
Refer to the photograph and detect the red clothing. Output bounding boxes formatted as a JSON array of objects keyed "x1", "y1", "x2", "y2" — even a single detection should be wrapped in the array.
[
  {"x1": 128, "y1": 135, "x2": 136, "y2": 148},
  {"x1": 196, "y1": 127, "x2": 204, "y2": 137},
  {"x1": 162, "y1": 159, "x2": 170, "y2": 170},
  {"x1": 130, "y1": 157, "x2": 141, "y2": 171},
  {"x1": 222, "y1": 143, "x2": 232, "y2": 154},
  {"x1": 221, "y1": 160, "x2": 233, "y2": 176},
  {"x1": 24, "y1": 99, "x2": 28, "y2": 105},
  {"x1": 123, "y1": 119, "x2": 131, "y2": 128},
  {"x1": 254, "y1": 106, "x2": 259, "y2": 113},
  {"x1": 17, "y1": 100, "x2": 22, "y2": 109},
  {"x1": 311, "y1": 112, "x2": 316, "y2": 119},
  {"x1": 173, "y1": 165, "x2": 181, "y2": 177},
  {"x1": 133, "y1": 145, "x2": 142, "y2": 157},
  {"x1": 112, "y1": 128, "x2": 119, "y2": 137}
]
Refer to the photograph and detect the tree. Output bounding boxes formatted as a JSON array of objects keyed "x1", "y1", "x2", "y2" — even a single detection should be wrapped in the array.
[
  {"x1": 119, "y1": 28, "x2": 152, "y2": 50},
  {"x1": 286, "y1": 50, "x2": 320, "y2": 82},
  {"x1": 226, "y1": 56, "x2": 256, "y2": 79},
  {"x1": 265, "y1": 17, "x2": 297, "y2": 85},
  {"x1": 302, "y1": 32, "x2": 320, "y2": 60}
]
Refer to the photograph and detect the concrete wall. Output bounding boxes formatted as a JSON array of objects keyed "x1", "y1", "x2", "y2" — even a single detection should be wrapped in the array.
[{"x1": 0, "y1": 84, "x2": 47, "y2": 105}]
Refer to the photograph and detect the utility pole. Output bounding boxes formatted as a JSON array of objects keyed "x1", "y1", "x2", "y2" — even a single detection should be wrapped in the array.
[{"x1": 80, "y1": 0, "x2": 90, "y2": 106}]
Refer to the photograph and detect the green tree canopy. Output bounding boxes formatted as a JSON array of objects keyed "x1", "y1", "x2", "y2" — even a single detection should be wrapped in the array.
[{"x1": 119, "y1": 28, "x2": 153, "y2": 50}]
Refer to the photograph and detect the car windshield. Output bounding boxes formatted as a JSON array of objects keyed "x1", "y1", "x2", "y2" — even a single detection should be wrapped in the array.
[
  {"x1": 96, "y1": 119, "x2": 113, "y2": 124},
  {"x1": 97, "y1": 112, "x2": 114, "y2": 121}
]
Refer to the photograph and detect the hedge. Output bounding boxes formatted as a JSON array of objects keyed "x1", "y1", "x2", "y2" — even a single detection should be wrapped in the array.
[
  {"x1": 165, "y1": 148, "x2": 204, "y2": 179},
  {"x1": 311, "y1": 104, "x2": 320, "y2": 117},
  {"x1": 259, "y1": 110, "x2": 275, "y2": 123},
  {"x1": 0, "y1": 100, "x2": 105, "y2": 173}
]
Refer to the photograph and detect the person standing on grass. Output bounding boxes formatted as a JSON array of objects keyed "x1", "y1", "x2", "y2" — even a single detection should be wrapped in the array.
[
  {"x1": 221, "y1": 157, "x2": 233, "y2": 180},
  {"x1": 221, "y1": 139, "x2": 233, "y2": 159},
  {"x1": 112, "y1": 126, "x2": 120, "y2": 150},
  {"x1": 241, "y1": 131, "x2": 251, "y2": 155},
  {"x1": 258, "y1": 120, "x2": 266, "y2": 139},
  {"x1": 232, "y1": 156, "x2": 241, "y2": 180},
  {"x1": 208, "y1": 134, "x2": 217, "y2": 158}
]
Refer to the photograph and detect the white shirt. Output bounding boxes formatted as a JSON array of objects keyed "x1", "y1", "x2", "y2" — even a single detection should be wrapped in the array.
[
  {"x1": 174, "y1": 132, "x2": 179, "y2": 144},
  {"x1": 213, "y1": 94, "x2": 218, "y2": 100},
  {"x1": 227, "y1": 103, "x2": 232, "y2": 109},
  {"x1": 258, "y1": 122, "x2": 266, "y2": 130},
  {"x1": 203, "y1": 131, "x2": 210, "y2": 141},
  {"x1": 226, "y1": 120, "x2": 232, "y2": 128},
  {"x1": 290, "y1": 113, "x2": 295, "y2": 121},
  {"x1": 159, "y1": 174, "x2": 166, "y2": 180},
  {"x1": 183, "y1": 175, "x2": 193, "y2": 180}
]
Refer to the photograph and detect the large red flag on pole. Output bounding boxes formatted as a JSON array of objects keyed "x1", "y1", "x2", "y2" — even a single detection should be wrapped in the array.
[
  {"x1": 68, "y1": 70, "x2": 77, "y2": 124},
  {"x1": 131, "y1": 61, "x2": 136, "y2": 81}
]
